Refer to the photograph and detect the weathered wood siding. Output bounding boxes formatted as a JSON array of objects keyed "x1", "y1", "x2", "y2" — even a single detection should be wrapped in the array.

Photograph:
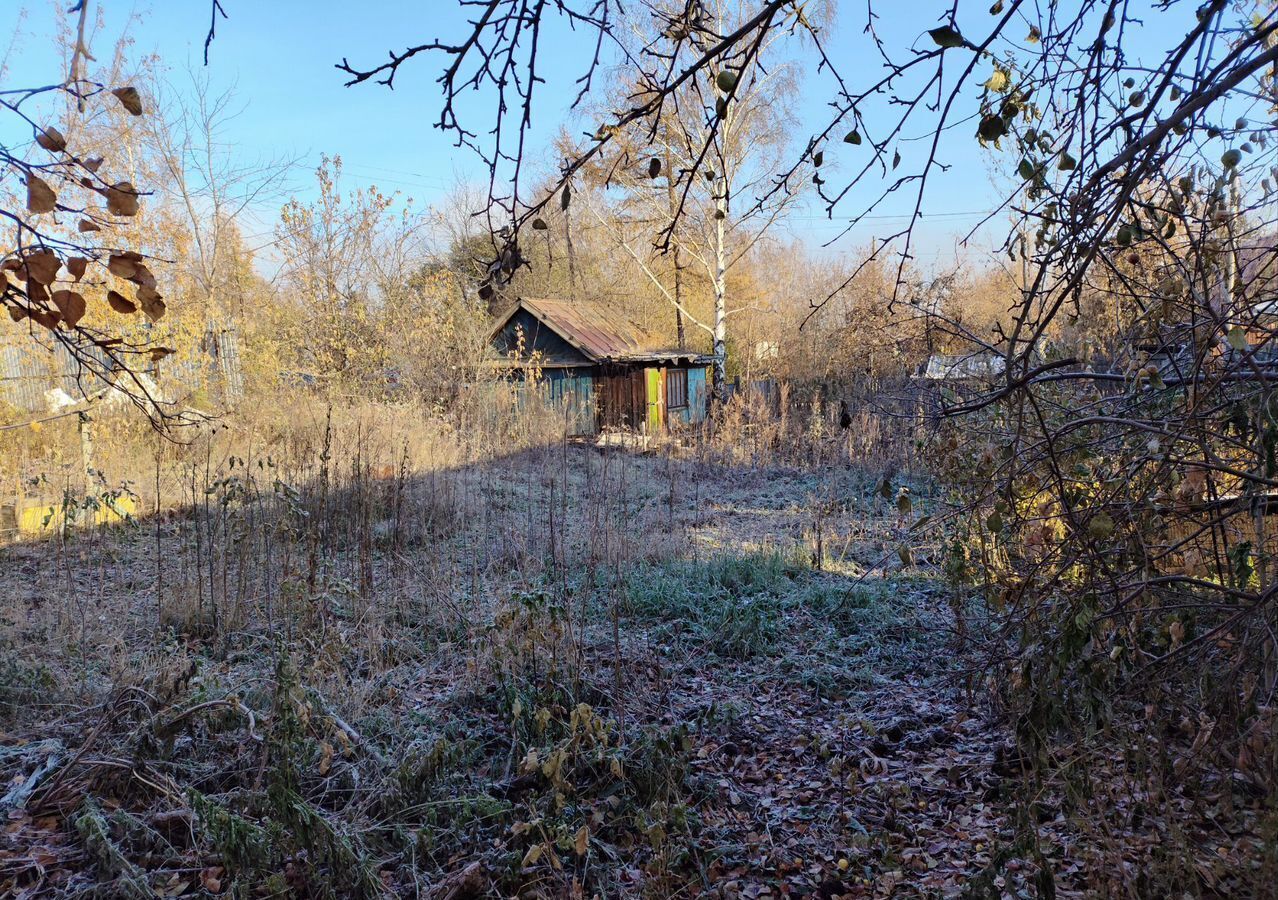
[
  {"x1": 541, "y1": 369, "x2": 597, "y2": 436},
  {"x1": 653, "y1": 365, "x2": 710, "y2": 429},
  {"x1": 491, "y1": 309, "x2": 591, "y2": 366},
  {"x1": 498, "y1": 357, "x2": 709, "y2": 437},
  {"x1": 687, "y1": 367, "x2": 709, "y2": 424},
  {"x1": 597, "y1": 368, "x2": 646, "y2": 430}
]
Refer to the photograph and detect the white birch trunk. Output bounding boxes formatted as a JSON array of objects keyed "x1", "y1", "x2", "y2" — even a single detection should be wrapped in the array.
[{"x1": 712, "y1": 180, "x2": 728, "y2": 402}]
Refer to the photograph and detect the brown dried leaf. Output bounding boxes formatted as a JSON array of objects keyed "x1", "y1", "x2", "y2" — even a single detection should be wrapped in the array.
[
  {"x1": 522, "y1": 843, "x2": 543, "y2": 868},
  {"x1": 138, "y1": 286, "x2": 166, "y2": 321},
  {"x1": 148, "y1": 346, "x2": 175, "y2": 362},
  {"x1": 51, "y1": 290, "x2": 86, "y2": 328},
  {"x1": 35, "y1": 127, "x2": 67, "y2": 153},
  {"x1": 77, "y1": 218, "x2": 102, "y2": 233},
  {"x1": 157, "y1": 876, "x2": 190, "y2": 897},
  {"x1": 106, "y1": 289, "x2": 137, "y2": 314},
  {"x1": 131, "y1": 263, "x2": 157, "y2": 290},
  {"x1": 7, "y1": 303, "x2": 26, "y2": 322},
  {"x1": 107, "y1": 254, "x2": 138, "y2": 279},
  {"x1": 26, "y1": 281, "x2": 50, "y2": 306},
  {"x1": 66, "y1": 257, "x2": 88, "y2": 282},
  {"x1": 27, "y1": 174, "x2": 57, "y2": 214},
  {"x1": 82, "y1": 156, "x2": 104, "y2": 173},
  {"x1": 200, "y1": 867, "x2": 223, "y2": 894},
  {"x1": 112, "y1": 86, "x2": 144, "y2": 116},
  {"x1": 23, "y1": 251, "x2": 61, "y2": 285},
  {"x1": 105, "y1": 182, "x2": 140, "y2": 217}
]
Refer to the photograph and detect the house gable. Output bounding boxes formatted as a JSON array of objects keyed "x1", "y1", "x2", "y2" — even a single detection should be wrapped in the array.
[{"x1": 491, "y1": 307, "x2": 593, "y2": 366}]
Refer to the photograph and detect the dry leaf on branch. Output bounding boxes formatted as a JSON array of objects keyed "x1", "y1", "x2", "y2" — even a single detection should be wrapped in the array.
[
  {"x1": 35, "y1": 127, "x2": 67, "y2": 152},
  {"x1": 106, "y1": 290, "x2": 137, "y2": 314},
  {"x1": 131, "y1": 263, "x2": 157, "y2": 290},
  {"x1": 138, "y1": 286, "x2": 166, "y2": 321},
  {"x1": 27, "y1": 174, "x2": 57, "y2": 214},
  {"x1": 51, "y1": 290, "x2": 86, "y2": 327},
  {"x1": 26, "y1": 281, "x2": 51, "y2": 305},
  {"x1": 23, "y1": 251, "x2": 62, "y2": 285},
  {"x1": 105, "y1": 182, "x2": 140, "y2": 217},
  {"x1": 112, "y1": 86, "x2": 144, "y2": 116},
  {"x1": 108, "y1": 254, "x2": 138, "y2": 279},
  {"x1": 28, "y1": 307, "x2": 61, "y2": 330}
]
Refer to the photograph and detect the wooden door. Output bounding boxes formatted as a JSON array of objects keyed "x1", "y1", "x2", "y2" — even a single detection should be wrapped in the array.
[{"x1": 597, "y1": 368, "x2": 646, "y2": 431}]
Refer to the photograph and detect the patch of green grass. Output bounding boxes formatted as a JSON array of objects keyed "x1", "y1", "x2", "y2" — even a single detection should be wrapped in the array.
[
  {"x1": 623, "y1": 551, "x2": 806, "y2": 659},
  {"x1": 804, "y1": 576, "x2": 956, "y2": 682},
  {"x1": 801, "y1": 580, "x2": 902, "y2": 636}
]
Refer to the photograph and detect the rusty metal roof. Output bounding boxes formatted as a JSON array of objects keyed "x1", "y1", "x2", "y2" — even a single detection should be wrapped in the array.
[{"x1": 493, "y1": 297, "x2": 706, "y2": 364}]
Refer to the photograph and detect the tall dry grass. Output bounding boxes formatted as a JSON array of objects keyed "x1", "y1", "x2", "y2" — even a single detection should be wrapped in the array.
[{"x1": 0, "y1": 375, "x2": 930, "y2": 898}]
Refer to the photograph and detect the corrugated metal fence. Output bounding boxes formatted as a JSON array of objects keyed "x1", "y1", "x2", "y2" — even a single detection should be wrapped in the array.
[
  {"x1": 0, "y1": 337, "x2": 115, "y2": 412},
  {"x1": 162, "y1": 327, "x2": 245, "y2": 407},
  {"x1": 0, "y1": 325, "x2": 244, "y2": 414}
]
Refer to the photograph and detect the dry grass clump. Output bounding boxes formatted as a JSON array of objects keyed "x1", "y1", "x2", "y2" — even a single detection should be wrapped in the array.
[{"x1": 685, "y1": 378, "x2": 922, "y2": 477}]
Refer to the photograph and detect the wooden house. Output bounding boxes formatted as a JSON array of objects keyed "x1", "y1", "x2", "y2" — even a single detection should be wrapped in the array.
[{"x1": 489, "y1": 297, "x2": 711, "y2": 436}]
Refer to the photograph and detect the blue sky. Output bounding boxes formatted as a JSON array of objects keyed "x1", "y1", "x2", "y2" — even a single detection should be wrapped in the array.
[
  {"x1": 1, "y1": 1, "x2": 1188, "y2": 270},
  {"x1": 4, "y1": 3, "x2": 497, "y2": 195}
]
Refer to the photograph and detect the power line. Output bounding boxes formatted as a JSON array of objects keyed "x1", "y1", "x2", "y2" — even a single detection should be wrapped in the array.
[
  {"x1": 341, "y1": 162, "x2": 453, "y2": 185},
  {"x1": 783, "y1": 208, "x2": 996, "y2": 222}
]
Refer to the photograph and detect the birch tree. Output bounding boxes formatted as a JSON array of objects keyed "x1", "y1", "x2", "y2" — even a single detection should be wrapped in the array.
[{"x1": 594, "y1": 0, "x2": 808, "y2": 398}]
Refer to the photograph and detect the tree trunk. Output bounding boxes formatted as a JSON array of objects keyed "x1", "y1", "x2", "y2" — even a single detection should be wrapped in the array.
[
  {"x1": 565, "y1": 202, "x2": 578, "y2": 297},
  {"x1": 664, "y1": 149, "x2": 687, "y2": 350},
  {"x1": 712, "y1": 176, "x2": 728, "y2": 402},
  {"x1": 674, "y1": 245, "x2": 686, "y2": 350}
]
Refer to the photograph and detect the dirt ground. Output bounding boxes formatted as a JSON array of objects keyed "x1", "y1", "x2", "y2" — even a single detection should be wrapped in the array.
[{"x1": 0, "y1": 444, "x2": 1110, "y2": 897}]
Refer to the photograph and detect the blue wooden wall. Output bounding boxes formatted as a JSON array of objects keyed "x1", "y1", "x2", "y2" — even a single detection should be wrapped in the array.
[
  {"x1": 492, "y1": 309, "x2": 590, "y2": 366},
  {"x1": 687, "y1": 367, "x2": 708, "y2": 424},
  {"x1": 659, "y1": 365, "x2": 709, "y2": 428},
  {"x1": 541, "y1": 369, "x2": 597, "y2": 435}
]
